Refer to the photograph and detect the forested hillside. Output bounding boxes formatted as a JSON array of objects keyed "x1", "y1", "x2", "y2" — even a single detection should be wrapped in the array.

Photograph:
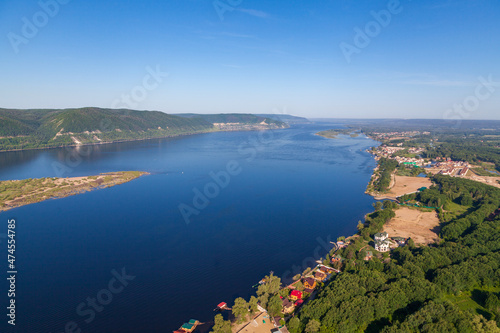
[{"x1": 0, "y1": 108, "x2": 286, "y2": 151}]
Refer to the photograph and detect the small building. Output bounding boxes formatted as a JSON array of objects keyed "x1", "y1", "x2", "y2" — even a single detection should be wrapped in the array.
[
  {"x1": 303, "y1": 277, "x2": 317, "y2": 290},
  {"x1": 320, "y1": 266, "x2": 334, "y2": 274},
  {"x1": 364, "y1": 250, "x2": 373, "y2": 261},
  {"x1": 282, "y1": 298, "x2": 295, "y2": 314},
  {"x1": 294, "y1": 299, "x2": 304, "y2": 307},
  {"x1": 331, "y1": 254, "x2": 343, "y2": 263},
  {"x1": 374, "y1": 232, "x2": 388, "y2": 242},
  {"x1": 314, "y1": 271, "x2": 327, "y2": 282},
  {"x1": 290, "y1": 290, "x2": 303, "y2": 301},
  {"x1": 375, "y1": 239, "x2": 391, "y2": 252}
]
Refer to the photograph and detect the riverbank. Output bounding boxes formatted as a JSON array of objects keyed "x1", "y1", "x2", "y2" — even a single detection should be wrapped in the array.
[
  {"x1": 0, "y1": 123, "x2": 288, "y2": 154},
  {"x1": 0, "y1": 171, "x2": 148, "y2": 212}
]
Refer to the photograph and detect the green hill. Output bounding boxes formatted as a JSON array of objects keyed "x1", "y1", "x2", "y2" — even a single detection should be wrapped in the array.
[
  {"x1": 0, "y1": 108, "x2": 287, "y2": 151},
  {"x1": 176, "y1": 113, "x2": 284, "y2": 125},
  {"x1": 0, "y1": 107, "x2": 215, "y2": 151},
  {"x1": 256, "y1": 114, "x2": 311, "y2": 124}
]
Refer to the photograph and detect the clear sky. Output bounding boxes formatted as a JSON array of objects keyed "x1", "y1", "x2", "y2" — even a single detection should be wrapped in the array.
[{"x1": 0, "y1": 0, "x2": 499, "y2": 119}]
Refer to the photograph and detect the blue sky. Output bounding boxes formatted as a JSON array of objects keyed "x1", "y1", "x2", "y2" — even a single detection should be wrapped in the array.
[{"x1": 0, "y1": 0, "x2": 499, "y2": 119}]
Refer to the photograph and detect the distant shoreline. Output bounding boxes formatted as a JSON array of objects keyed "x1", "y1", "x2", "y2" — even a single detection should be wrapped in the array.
[{"x1": 0, "y1": 125, "x2": 287, "y2": 154}]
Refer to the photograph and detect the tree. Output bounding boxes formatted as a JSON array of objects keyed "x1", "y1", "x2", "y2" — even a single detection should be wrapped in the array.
[
  {"x1": 357, "y1": 220, "x2": 365, "y2": 231},
  {"x1": 211, "y1": 314, "x2": 231, "y2": 333},
  {"x1": 232, "y1": 297, "x2": 249, "y2": 324},
  {"x1": 249, "y1": 296, "x2": 259, "y2": 314},
  {"x1": 256, "y1": 272, "x2": 281, "y2": 296},
  {"x1": 293, "y1": 274, "x2": 301, "y2": 281},
  {"x1": 267, "y1": 295, "x2": 283, "y2": 317},
  {"x1": 294, "y1": 280, "x2": 304, "y2": 291},
  {"x1": 373, "y1": 201, "x2": 383, "y2": 211},
  {"x1": 305, "y1": 319, "x2": 321, "y2": 333},
  {"x1": 288, "y1": 317, "x2": 302, "y2": 333},
  {"x1": 258, "y1": 293, "x2": 269, "y2": 309}
]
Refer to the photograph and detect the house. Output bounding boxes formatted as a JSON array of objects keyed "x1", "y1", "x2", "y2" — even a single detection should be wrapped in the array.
[
  {"x1": 364, "y1": 250, "x2": 373, "y2": 261},
  {"x1": 374, "y1": 232, "x2": 388, "y2": 242},
  {"x1": 282, "y1": 298, "x2": 295, "y2": 314},
  {"x1": 303, "y1": 277, "x2": 316, "y2": 290},
  {"x1": 375, "y1": 239, "x2": 391, "y2": 252},
  {"x1": 331, "y1": 254, "x2": 343, "y2": 263},
  {"x1": 290, "y1": 290, "x2": 303, "y2": 301},
  {"x1": 320, "y1": 266, "x2": 334, "y2": 274},
  {"x1": 314, "y1": 271, "x2": 327, "y2": 282}
]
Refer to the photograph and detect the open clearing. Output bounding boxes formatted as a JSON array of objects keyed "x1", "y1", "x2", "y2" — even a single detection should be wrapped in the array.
[
  {"x1": 383, "y1": 207, "x2": 441, "y2": 245},
  {"x1": 374, "y1": 175, "x2": 433, "y2": 200},
  {"x1": 234, "y1": 311, "x2": 278, "y2": 333}
]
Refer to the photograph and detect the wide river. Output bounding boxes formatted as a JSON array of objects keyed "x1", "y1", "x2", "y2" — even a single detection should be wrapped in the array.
[{"x1": 0, "y1": 123, "x2": 378, "y2": 332}]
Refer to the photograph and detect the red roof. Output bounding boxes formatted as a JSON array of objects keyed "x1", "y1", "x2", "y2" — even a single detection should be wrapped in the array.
[
  {"x1": 290, "y1": 290, "x2": 303, "y2": 298},
  {"x1": 217, "y1": 302, "x2": 227, "y2": 308},
  {"x1": 294, "y1": 300, "x2": 304, "y2": 306}
]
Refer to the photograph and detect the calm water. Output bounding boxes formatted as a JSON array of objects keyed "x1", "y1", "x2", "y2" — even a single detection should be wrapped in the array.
[{"x1": 0, "y1": 124, "x2": 378, "y2": 332}]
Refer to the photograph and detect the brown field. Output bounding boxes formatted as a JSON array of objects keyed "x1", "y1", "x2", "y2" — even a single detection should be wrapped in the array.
[
  {"x1": 374, "y1": 175, "x2": 433, "y2": 200},
  {"x1": 465, "y1": 174, "x2": 500, "y2": 189},
  {"x1": 383, "y1": 207, "x2": 441, "y2": 245}
]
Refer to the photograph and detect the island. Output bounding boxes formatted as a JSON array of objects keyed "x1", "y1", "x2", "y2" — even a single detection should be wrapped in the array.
[
  {"x1": 0, "y1": 171, "x2": 148, "y2": 212},
  {"x1": 316, "y1": 129, "x2": 359, "y2": 139}
]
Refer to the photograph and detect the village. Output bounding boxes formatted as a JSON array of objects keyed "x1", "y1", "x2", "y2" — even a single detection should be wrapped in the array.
[
  {"x1": 173, "y1": 227, "x2": 418, "y2": 333},
  {"x1": 374, "y1": 145, "x2": 473, "y2": 178}
]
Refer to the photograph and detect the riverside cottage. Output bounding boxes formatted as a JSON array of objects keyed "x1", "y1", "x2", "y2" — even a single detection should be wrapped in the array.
[
  {"x1": 303, "y1": 277, "x2": 317, "y2": 291},
  {"x1": 290, "y1": 290, "x2": 303, "y2": 301}
]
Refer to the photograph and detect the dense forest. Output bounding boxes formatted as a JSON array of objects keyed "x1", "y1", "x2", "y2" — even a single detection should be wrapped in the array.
[
  {"x1": 370, "y1": 158, "x2": 399, "y2": 193},
  {"x1": 287, "y1": 175, "x2": 500, "y2": 332},
  {"x1": 0, "y1": 108, "x2": 286, "y2": 151}
]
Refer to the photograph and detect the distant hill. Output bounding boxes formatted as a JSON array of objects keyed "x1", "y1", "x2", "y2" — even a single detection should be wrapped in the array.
[
  {"x1": 256, "y1": 114, "x2": 311, "y2": 124},
  {"x1": 175, "y1": 113, "x2": 285, "y2": 125},
  {"x1": 0, "y1": 108, "x2": 287, "y2": 151}
]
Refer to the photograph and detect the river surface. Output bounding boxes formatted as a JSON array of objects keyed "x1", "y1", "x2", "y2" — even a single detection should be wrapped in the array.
[{"x1": 0, "y1": 123, "x2": 378, "y2": 332}]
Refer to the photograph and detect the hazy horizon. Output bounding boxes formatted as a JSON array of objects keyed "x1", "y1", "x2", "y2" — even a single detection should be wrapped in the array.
[{"x1": 1, "y1": 0, "x2": 499, "y2": 120}]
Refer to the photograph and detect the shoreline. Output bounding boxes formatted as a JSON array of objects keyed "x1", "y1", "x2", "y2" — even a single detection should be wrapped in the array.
[
  {"x1": 200, "y1": 131, "x2": 383, "y2": 332},
  {"x1": 0, "y1": 125, "x2": 288, "y2": 154}
]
